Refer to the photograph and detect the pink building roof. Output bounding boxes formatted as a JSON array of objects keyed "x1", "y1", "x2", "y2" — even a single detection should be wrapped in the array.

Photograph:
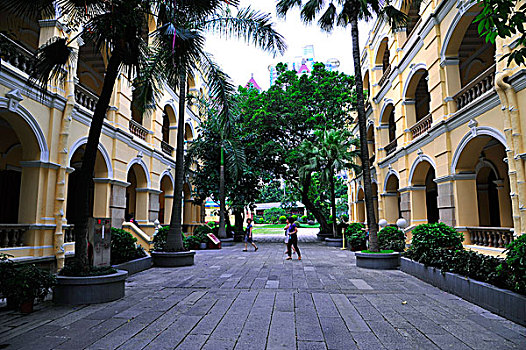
[{"x1": 245, "y1": 74, "x2": 262, "y2": 91}]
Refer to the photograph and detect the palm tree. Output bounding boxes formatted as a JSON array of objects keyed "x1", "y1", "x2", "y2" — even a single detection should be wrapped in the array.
[
  {"x1": 277, "y1": 0, "x2": 409, "y2": 251},
  {"x1": 299, "y1": 129, "x2": 360, "y2": 237},
  {"x1": 137, "y1": 2, "x2": 286, "y2": 251}
]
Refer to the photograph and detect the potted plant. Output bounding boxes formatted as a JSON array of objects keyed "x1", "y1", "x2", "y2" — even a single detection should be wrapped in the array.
[
  {"x1": 151, "y1": 226, "x2": 195, "y2": 267},
  {"x1": 0, "y1": 258, "x2": 55, "y2": 313},
  {"x1": 355, "y1": 226, "x2": 406, "y2": 269}
]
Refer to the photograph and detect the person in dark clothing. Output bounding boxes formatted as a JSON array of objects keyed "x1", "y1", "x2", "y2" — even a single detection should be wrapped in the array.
[
  {"x1": 285, "y1": 217, "x2": 301, "y2": 260},
  {"x1": 243, "y1": 218, "x2": 258, "y2": 252}
]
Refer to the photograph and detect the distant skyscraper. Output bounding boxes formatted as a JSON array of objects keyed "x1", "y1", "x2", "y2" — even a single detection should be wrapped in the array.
[{"x1": 267, "y1": 45, "x2": 340, "y2": 86}]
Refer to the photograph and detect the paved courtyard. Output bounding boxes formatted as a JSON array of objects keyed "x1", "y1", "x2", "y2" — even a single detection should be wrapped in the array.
[{"x1": 0, "y1": 243, "x2": 525, "y2": 350}]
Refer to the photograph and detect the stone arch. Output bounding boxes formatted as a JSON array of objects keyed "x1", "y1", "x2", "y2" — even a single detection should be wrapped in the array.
[
  {"x1": 409, "y1": 155, "x2": 439, "y2": 224},
  {"x1": 402, "y1": 63, "x2": 428, "y2": 98},
  {"x1": 159, "y1": 171, "x2": 174, "y2": 224},
  {"x1": 451, "y1": 126, "x2": 507, "y2": 174},
  {"x1": 408, "y1": 154, "x2": 437, "y2": 185},
  {"x1": 0, "y1": 97, "x2": 49, "y2": 162},
  {"x1": 383, "y1": 169, "x2": 400, "y2": 192},
  {"x1": 126, "y1": 157, "x2": 151, "y2": 188},
  {"x1": 384, "y1": 170, "x2": 401, "y2": 223},
  {"x1": 379, "y1": 101, "x2": 395, "y2": 124},
  {"x1": 374, "y1": 35, "x2": 390, "y2": 67},
  {"x1": 356, "y1": 187, "x2": 366, "y2": 223},
  {"x1": 68, "y1": 137, "x2": 113, "y2": 178},
  {"x1": 184, "y1": 122, "x2": 195, "y2": 141},
  {"x1": 440, "y1": 1, "x2": 481, "y2": 62}
]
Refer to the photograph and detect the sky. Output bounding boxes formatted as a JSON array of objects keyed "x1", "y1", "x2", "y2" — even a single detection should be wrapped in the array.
[{"x1": 204, "y1": 0, "x2": 374, "y2": 90}]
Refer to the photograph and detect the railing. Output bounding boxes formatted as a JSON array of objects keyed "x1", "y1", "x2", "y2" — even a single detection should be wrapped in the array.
[
  {"x1": 378, "y1": 64, "x2": 391, "y2": 87},
  {"x1": 129, "y1": 119, "x2": 149, "y2": 140},
  {"x1": 385, "y1": 139, "x2": 397, "y2": 156},
  {"x1": 0, "y1": 224, "x2": 29, "y2": 248},
  {"x1": 454, "y1": 64, "x2": 496, "y2": 111},
  {"x1": 63, "y1": 224, "x2": 75, "y2": 243},
  {"x1": 467, "y1": 226, "x2": 514, "y2": 248},
  {"x1": 161, "y1": 140, "x2": 174, "y2": 156},
  {"x1": 0, "y1": 34, "x2": 34, "y2": 75},
  {"x1": 410, "y1": 114, "x2": 432, "y2": 138},
  {"x1": 75, "y1": 83, "x2": 98, "y2": 112}
]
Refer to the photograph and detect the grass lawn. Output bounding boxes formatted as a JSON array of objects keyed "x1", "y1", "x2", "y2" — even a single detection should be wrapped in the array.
[{"x1": 254, "y1": 223, "x2": 321, "y2": 229}]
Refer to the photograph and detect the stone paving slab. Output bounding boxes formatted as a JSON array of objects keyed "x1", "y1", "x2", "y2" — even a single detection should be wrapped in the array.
[{"x1": 0, "y1": 243, "x2": 525, "y2": 349}]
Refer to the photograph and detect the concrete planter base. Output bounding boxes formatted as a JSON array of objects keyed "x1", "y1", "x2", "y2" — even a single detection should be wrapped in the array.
[
  {"x1": 355, "y1": 252, "x2": 400, "y2": 269},
  {"x1": 220, "y1": 238, "x2": 234, "y2": 247},
  {"x1": 325, "y1": 238, "x2": 343, "y2": 247},
  {"x1": 151, "y1": 251, "x2": 195, "y2": 267},
  {"x1": 54, "y1": 269, "x2": 128, "y2": 305},
  {"x1": 113, "y1": 256, "x2": 152, "y2": 275},
  {"x1": 401, "y1": 257, "x2": 526, "y2": 326}
]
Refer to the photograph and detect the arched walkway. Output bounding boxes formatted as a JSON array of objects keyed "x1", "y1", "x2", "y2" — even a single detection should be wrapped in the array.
[
  {"x1": 356, "y1": 188, "x2": 365, "y2": 223},
  {"x1": 409, "y1": 156, "x2": 439, "y2": 224},
  {"x1": 383, "y1": 172, "x2": 401, "y2": 224},
  {"x1": 453, "y1": 134, "x2": 512, "y2": 229},
  {"x1": 159, "y1": 173, "x2": 174, "y2": 225},
  {"x1": 0, "y1": 109, "x2": 45, "y2": 225},
  {"x1": 403, "y1": 65, "x2": 431, "y2": 136},
  {"x1": 66, "y1": 145, "x2": 110, "y2": 224},
  {"x1": 126, "y1": 162, "x2": 150, "y2": 223}
]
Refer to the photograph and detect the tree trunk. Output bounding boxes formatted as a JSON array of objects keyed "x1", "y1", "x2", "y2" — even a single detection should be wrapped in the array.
[
  {"x1": 234, "y1": 207, "x2": 243, "y2": 233},
  {"x1": 350, "y1": 19, "x2": 379, "y2": 251},
  {"x1": 218, "y1": 147, "x2": 227, "y2": 238},
  {"x1": 166, "y1": 73, "x2": 187, "y2": 251},
  {"x1": 329, "y1": 170, "x2": 337, "y2": 238},
  {"x1": 298, "y1": 174, "x2": 330, "y2": 235},
  {"x1": 73, "y1": 54, "x2": 122, "y2": 271}
]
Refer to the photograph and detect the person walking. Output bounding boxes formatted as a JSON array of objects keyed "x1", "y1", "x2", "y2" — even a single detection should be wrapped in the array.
[
  {"x1": 285, "y1": 217, "x2": 301, "y2": 260},
  {"x1": 243, "y1": 218, "x2": 258, "y2": 252}
]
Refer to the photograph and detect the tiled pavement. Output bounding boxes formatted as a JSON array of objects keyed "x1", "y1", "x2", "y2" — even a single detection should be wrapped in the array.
[
  {"x1": 253, "y1": 227, "x2": 320, "y2": 243},
  {"x1": 0, "y1": 243, "x2": 525, "y2": 350}
]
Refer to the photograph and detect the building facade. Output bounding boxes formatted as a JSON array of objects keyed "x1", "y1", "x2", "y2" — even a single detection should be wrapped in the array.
[
  {"x1": 0, "y1": 11, "x2": 204, "y2": 268},
  {"x1": 348, "y1": 0, "x2": 526, "y2": 254}
]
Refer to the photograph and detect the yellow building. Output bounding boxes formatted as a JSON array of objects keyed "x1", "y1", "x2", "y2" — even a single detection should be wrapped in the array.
[
  {"x1": 0, "y1": 11, "x2": 204, "y2": 267},
  {"x1": 348, "y1": 0, "x2": 525, "y2": 255}
]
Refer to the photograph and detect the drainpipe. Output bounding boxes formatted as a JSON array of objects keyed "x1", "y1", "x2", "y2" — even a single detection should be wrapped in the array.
[
  {"x1": 53, "y1": 43, "x2": 77, "y2": 271},
  {"x1": 495, "y1": 42, "x2": 525, "y2": 236}
]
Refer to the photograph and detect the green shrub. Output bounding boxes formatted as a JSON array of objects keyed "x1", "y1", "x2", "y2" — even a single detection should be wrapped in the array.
[
  {"x1": 263, "y1": 207, "x2": 286, "y2": 223},
  {"x1": 193, "y1": 225, "x2": 213, "y2": 243},
  {"x1": 1, "y1": 263, "x2": 55, "y2": 308},
  {"x1": 207, "y1": 221, "x2": 216, "y2": 228},
  {"x1": 340, "y1": 214, "x2": 349, "y2": 223},
  {"x1": 153, "y1": 226, "x2": 188, "y2": 251},
  {"x1": 111, "y1": 228, "x2": 146, "y2": 265},
  {"x1": 291, "y1": 215, "x2": 298, "y2": 221},
  {"x1": 279, "y1": 215, "x2": 287, "y2": 223},
  {"x1": 408, "y1": 223, "x2": 463, "y2": 265},
  {"x1": 502, "y1": 234, "x2": 526, "y2": 294},
  {"x1": 301, "y1": 215, "x2": 308, "y2": 222},
  {"x1": 378, "y1": 226, "x2": 405, "y2": 252},
  {"x1": 345, "y1": 223, "x2": 365, "y2": 237},
  {"x1": 345, "y1": 223, "x2": 366, "y2": 249}
]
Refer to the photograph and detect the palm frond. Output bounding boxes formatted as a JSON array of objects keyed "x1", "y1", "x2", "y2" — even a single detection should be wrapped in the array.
[
  {"x1": 194, "y1": 49, "x2": 236, "y2": 138},
  {"x1": 224, "y1": 140, "x2": 247, "y2": 180},
  {"x1": 300, "y1": 0, "x2": 324, "y2": 24},
  {"x1": 29, "y1": 37, "x2": 76, "y2": 97},
  {"x1": 380, "y1": 5, "x2": 408, "y2": 31},
  {"x1": 0, "y1": 0, "x2": 56, "y2": 19},
  {"x1": 276, "y1": 0, "x2": 303, "y2": 18},
  {"x1": 203, "y1": 6, "x2": 287, "y2": 57},
  {"x1": 318, "y1": 3, "x2": 337, "y2": 32}
]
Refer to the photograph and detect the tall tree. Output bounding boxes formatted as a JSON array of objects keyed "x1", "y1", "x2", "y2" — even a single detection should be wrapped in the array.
[
  {"x1": 138, "y1": 2, "x2": 286, "y2": 250},
  {"x1": 299, "y1": 129, "x2": 360, "y2": 237},
  {"x1": 276, "y1": 0, "x2": 409, "y2": 252},
  {"x1": 237, "y1": 63, "x2": 356, "y2": 235}
]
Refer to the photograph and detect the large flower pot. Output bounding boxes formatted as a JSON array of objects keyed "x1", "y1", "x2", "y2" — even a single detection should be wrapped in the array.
[
  {"x1": 54, "y1": 269, "x2": 128, "y2": 305},
  {"x1": 151, "y1": 251, "x2": 195, "y2": 267},
  {"x1": 325, "y1": 238, "x2": 343, "y2": 247},
  {"x1": 355, "y1": 251, "x2": 400, "y2": 269}
]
